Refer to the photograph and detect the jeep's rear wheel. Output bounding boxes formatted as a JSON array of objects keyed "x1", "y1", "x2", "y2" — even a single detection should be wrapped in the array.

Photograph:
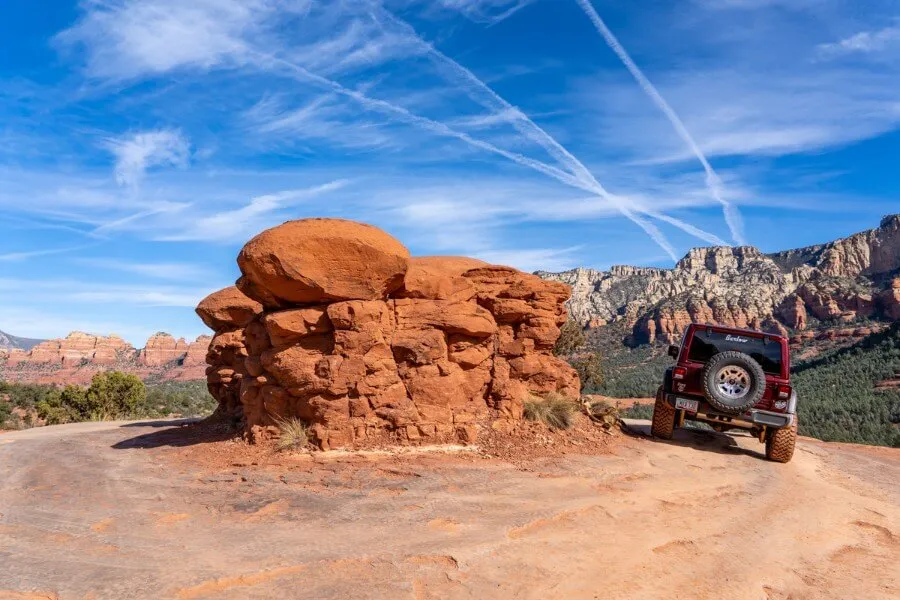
[
  {"x1": 765, "y1": 418, "x2": 798, "y2": 463},
  {"x1": 651, "y1": 386, "x2": 676, "y2": 440},
  {"x1": 701, "y1": 351, "x2": 766, "y2": 413}
]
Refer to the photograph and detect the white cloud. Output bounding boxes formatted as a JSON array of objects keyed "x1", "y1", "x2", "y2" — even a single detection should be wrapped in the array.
[
  {"x1": 244, "y1": 93, "x2": 397, "y2": 150},
  {"x1": 0, "y1": 278, "x2": 209, "y2": 308},
  {"x1": 0, "y1": 245, "x2": 95, "y2": 262},
  {"x1": 474, "y1": 246, "x2": 583, "y2": 272},
  {"x1": 0, "y1": 305, "x2": 165, "y2": 344},
  {"x1": 578, "y1": 68, "x2": 900, "y2": 162},
  {"x1": 438, "y1": 0, "x2": 537, "y2": 24},
  {"x1": 818, "y1": 25, "x2": 900, "y2": 55},
  {"x1": 161, "y1": 179, "x2": 350, "y2": 242},
  {"x1": 74, "y1": 259, "x2": 212, "y2": 281},
  {"x1": 106, "y1": 129, "x2": 191, "y2": 187},
  {"x1": 56, "y1": 0, "x2": 286, "y2": 80}
]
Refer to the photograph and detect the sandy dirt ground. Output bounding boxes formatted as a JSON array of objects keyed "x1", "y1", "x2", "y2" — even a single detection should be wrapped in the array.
[{"x1": 1, "y1": 419, "x2": 897, "y2": 600}]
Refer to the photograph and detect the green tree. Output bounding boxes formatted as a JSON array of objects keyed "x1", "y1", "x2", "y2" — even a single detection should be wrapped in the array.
[
  {"x1": 571, "y1": 352, "x2": 604, "y2": 392},
  {"x1": 36, "y1": 389, "x2": 78, "y2": 425},
  {"x1": 0, "y1": 399, "x2": 11, "y2": 427},
  {"x1": 84, "y1": 371, "x2": 148, "y2": 420},
  {"x1": 554, "y1": 319, "x2": 586, "y2": 356}
]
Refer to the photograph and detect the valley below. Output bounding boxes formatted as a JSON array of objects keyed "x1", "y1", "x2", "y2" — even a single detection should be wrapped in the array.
[{"x1": 0, "y1": 418, "x2": 897, "y2": 600}]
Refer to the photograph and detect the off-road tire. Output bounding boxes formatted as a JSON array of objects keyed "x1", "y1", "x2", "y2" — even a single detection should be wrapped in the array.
[
  {"x1": 766, "y1": 418, "x2": 798, "y2": 463},
  {"x1": 651, "y1": 386, "x2": 676, "y2": 440},
  {"x1": 702, "y1": 351, "x2": 766, "y2": 413}
]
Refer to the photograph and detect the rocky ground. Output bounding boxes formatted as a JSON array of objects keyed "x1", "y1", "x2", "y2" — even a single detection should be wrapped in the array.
[{"x1": 1, "y1": 419, "x2": 897, "y2": 599}]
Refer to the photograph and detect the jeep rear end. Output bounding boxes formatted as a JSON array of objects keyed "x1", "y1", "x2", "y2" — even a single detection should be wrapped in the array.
[{"x1": 651, "y1": 323, "x2": 799, "y2": 462}]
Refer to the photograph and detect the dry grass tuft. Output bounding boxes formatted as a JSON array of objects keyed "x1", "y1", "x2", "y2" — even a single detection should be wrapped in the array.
[
  {"x1": 523, "y1": 393, "x2": 577, "y2": 430},
  {"x1": 275, "y1": 417, "x2": 309, "y2": 452}
]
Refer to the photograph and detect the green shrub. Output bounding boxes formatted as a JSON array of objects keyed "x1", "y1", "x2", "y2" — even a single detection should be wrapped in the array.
[
  {"x1": 570, "y1": 352, "x2": 604, "y2": 392},
  {"x1": 0, "y1": 400, "x2": 11, "y2": 427},
  {"x1": 554, "y1": 319, "x2": 586, "y2": 356}
]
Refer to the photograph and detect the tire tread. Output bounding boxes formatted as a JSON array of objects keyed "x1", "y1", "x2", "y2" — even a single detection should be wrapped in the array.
[
  {"x1": 651, "y1": 387, "x2": 676, "y2": 440},
  {"x1": 765, "y1": 419, "x2": 798, "y2": 463}
]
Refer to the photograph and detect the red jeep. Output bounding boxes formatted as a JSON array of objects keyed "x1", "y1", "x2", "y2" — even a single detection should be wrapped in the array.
[{"x1": 651, "y1": 323, "x2": 798, "y2": 462}]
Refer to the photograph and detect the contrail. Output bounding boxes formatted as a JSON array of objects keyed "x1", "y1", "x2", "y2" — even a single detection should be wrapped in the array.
[
  {"x1": 367, "y1": 5, "x2": 734, "y2": 259},
  {"x1": 259, "y1": 46, "x2": 682, "y2": 260},
  {"x1": 368, "y1": 5, "x2": 733, "y2": 255},
  {"x1": 643, "y1": 209, "x2": 729, "y2": 246},
  {"x1": 573, "y1": 0, "x2": 746, "y2": 246}
]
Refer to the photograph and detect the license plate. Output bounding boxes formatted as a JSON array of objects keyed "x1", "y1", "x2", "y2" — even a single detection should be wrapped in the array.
[{"x1": 675, "y1": 398, "x2": 700, "y2": 413}]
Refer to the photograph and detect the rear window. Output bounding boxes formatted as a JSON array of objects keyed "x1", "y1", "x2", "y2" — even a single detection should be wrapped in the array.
[{"x1": 687, "y1": 330, "x2": 783, "y2": 375}]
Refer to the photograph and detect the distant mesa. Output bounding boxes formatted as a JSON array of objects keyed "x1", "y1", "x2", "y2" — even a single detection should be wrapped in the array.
[
  {"x1": 198, "y1": 218, "x2": 579, "y2": 450},
  {"x1": 0, "y1": 331, "x2": 212, "y2": 386}
]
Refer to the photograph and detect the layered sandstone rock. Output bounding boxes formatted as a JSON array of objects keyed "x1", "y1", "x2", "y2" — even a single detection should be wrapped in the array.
[
  {"x1": 139, "y1": 333, "x2": 188, "y2": 367},
  {"x1": 0, "y1": 332, "x2": 213, "y2": 384},
  {"x1": 198, "y1": 220, "x2": 579, "y2": 449},
  {"x1": 540, "y1": 214, "x2": 900, "y2": 344},
  {"x1": 881, "y1": 278, "x2": 900, "y2": 321},
  {"x1": 24, "y1": 332, "x2": 135, "y2": 366}
]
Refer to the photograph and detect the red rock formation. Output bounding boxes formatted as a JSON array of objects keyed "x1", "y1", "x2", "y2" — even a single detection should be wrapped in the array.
[
  {"x1": 24, "y1": 333, "x2": 135, "y2": 366},
  {"x1": 542, "y1": 215, "x2": 900, "y2": 345},
  {"x1": 0, "y1": 333, "x2": 213, "y2": 385},
  {"x1": 198, "y1": 220, "x2": 579, "y2": 449},
  {"x1": 880, "y1": 278, "x2": 900, "y2": 320},
  {"x1": 184, "y1": 336, "x2": 211, "y2": 366},
  {"x1": 138, "y1": 333, "x2": 188, "y2": 367}
]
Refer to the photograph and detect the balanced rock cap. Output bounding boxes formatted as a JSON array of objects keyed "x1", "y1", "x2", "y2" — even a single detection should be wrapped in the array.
[{"x1": 236, "y1": 218, "x2": 411, "y2": 306}]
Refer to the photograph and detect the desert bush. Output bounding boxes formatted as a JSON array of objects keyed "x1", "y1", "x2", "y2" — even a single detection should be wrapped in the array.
[
  {"x1": 524, "y1": 393, "x2": 577, "y2": 430},
  {"x1": 275, "y1": 417, "x2": 309, "y2": 451},
  {"x1": 145, "y1": 380, "x2": 217, "y2": 418},
  {"x1": 570, "y1": 352, "x2": 604, "y2": 392},
  {"x1": 554, "y1": 319, "x2": 586, "y2": 356},
  {"x1": 583, "y1": 398, "x2": 619, "y2": 428},
  {"x1": 83, "y1": 372, "x2": 146, "y2": 420},
  {"x1": 36, "y1": 387, "x2": 82, "y2": 425},
  {"x1": 624, "y1": 403, "x2": 654, "y2": 420},
  {"x1": 0, "y1": 400, "x2": 11, "y2": 427}
]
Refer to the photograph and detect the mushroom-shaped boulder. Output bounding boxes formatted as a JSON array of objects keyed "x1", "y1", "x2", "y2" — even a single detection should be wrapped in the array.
[{"x1": 237, "y1": 218, "x2": 411, "y2": 306}]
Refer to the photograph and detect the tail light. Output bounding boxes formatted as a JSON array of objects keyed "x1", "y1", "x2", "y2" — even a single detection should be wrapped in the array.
[
  {"x1": 673, "y1": 367, "x2": 687, "y2": 380},
  {"x1": 777, "y1": 385, "x2": 792, "y2": 399}
]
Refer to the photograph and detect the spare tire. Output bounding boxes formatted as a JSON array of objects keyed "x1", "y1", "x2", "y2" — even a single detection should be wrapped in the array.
[{"x1": 701, "y1": 351, "x2": 765, "y2": 413}]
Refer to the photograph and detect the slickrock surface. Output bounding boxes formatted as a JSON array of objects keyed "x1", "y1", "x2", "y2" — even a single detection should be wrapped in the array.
[
  {"x1": 540, "y1": 214, "x2": 900, "y2": 344},
  {"x1": 198, "y1": 219, "x2": 579, "y2": 449},
  {"x1": 0, "y1": 419, "x2": 896, "y2": 599}
]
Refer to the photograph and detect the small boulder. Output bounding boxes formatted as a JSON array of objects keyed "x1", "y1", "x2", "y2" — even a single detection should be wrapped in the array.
[{"x1": 195, "y1": 286, "x2": 263, "y2": 332}]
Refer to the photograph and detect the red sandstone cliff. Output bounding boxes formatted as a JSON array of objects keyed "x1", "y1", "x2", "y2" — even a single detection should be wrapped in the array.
[
  {"x1": 540, "y1": 214, "x2": 900, "y2": 344},
  {"x1": 0, "y1": 332, "x2": 211, "y2": 385}
]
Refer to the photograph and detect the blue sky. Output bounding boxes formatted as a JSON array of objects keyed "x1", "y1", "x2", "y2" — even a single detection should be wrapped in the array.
[{"x1": 1, "y1": 0, "x2": 898, "y2": 344}]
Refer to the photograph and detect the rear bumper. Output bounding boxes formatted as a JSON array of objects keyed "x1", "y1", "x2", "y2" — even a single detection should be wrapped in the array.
[{"x1": 665, "y1": 393, "x2": 794, "y2": 429}]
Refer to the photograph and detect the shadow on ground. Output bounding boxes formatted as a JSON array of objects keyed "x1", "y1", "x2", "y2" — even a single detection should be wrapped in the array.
[
  {"x1": 623, "y1": 422, "x2": 767, "y2": 461},
  {"x1": 112, "y1": 420, "x2": 238, "y2": 449},
  {"x1": 119, "y1": 418, "x2": 201, "y2": 428}
]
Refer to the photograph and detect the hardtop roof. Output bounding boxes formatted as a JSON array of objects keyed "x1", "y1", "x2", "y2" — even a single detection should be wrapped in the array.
[{"x1": 684, "y1": 322, "x2": 788, "y2": 342}]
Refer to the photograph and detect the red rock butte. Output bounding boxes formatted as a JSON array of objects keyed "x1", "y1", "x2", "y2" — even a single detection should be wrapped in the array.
[{"x1": 197, "y1": 218, "x2": 579, "y2": 449}]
